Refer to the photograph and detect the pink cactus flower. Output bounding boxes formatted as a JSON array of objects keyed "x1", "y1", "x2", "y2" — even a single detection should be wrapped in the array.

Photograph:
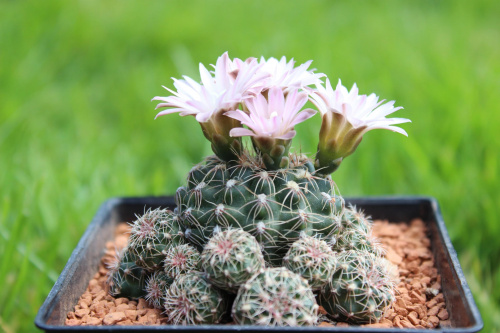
[
  {"x1": 310, "y1": 79, "x2": 410, "y2": 137},
  {"x1": 310, "y1": 79, "x2": 410, "y2": 174},
  {"x1": 258, "y1": 56, "x2": 325, "y2": 93},
  {"x1": 225, "y1": 87, "x2": 316, "y2": 140},
  {"x1": 152, "y1": 52, "x2": 267, "y2": 123}
]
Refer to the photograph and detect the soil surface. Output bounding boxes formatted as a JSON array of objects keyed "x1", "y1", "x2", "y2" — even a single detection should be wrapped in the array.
[{"x1": 65, "y1": 219, "x2": 450, "y2": 329}]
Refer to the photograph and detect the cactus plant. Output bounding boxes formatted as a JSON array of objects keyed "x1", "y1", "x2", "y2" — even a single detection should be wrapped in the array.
[
  {"x1": 318, "y1": 250, "x2": 396, "y2": 324},
  {"x1": 107, "y1": 248, "x2": 149, "y2": 299},
  {"x1": 176, "y1": 155, "x2": 345, "y2": 266},
  {"x1": 163, "y1": 272, "x2": 228, "y2": 325},
  {"x1": 283, "y1": 234, "x2": 336, "y2": 290},
  {"x1": 104, "y1": 52, "x2": 410, "y2": 326},
  {"x1": 144, "y1": 271, "x2": 173, "y2": 309},
  {"x1": 201, "y1": 228, "x2": 266, "y2": 292},
  {"x1": 331, "y1": 206, "x2": 384, "y2": 255},
  {"x1": 127, "y1": 208, "x2": 185, "y2": 271},
  {"x1": 163, "y1": 244, "x2": 201, "y2": 279},
  {"x1": 232, "y1": 267, "x2": 319, "y2": 326}
]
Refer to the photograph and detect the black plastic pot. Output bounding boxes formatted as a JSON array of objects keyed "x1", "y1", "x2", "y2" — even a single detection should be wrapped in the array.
[{"x1": 35, "y1": 196, "x2": 483, "y2": 332}]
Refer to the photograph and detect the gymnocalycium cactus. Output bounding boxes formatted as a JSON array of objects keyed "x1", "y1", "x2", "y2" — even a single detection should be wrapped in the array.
[
  {"x1": 318, "y1": 250, "x2": 396, "y2": 324},
  {"x1": 128, "y1": 208, "x2": 185, "y2": 271},
  {"x1": 283, "y1": 234, "x2": 337, "y2": 290},
  {"x1": 107, "y1": 248, "x2": 148, "y2": 299},
  {"x1": 201, "y1": 228, "x2": 265, "y2": 292},
  {"x1": 232, "y1": 267, "x2": 319, "y2": 326},
  {"x1": 144, "y1": 271, "x2": 173, "y2": 309},
  {"x1": 163, "y1": 272, "x2": 228, "y2": 325},
  {"x1": 106, "y1": 52, "x2": 409, "y2": 326}
]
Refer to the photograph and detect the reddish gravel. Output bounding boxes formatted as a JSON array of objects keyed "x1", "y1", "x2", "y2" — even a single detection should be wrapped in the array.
[{"x1": 66, "y1": 219, "x2": 449, "y2": 328}]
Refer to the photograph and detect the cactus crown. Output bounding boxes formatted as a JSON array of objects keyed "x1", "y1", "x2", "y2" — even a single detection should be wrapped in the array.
[{"x1": 144, "y1": 271, "x2": 173, "y2": 309}]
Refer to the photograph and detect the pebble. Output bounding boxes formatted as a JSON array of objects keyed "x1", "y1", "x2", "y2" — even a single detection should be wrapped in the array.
[{"x1": 103, "y1": 312, "x2": 126, "y2": 325}]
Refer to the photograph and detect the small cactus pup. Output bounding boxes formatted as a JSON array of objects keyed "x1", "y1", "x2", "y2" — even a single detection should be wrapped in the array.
[
  {"x1": 309, "y1": 78, "x2": 410, "y2": 176},
  {"x1": 318, "y1": 250, "x2": 396, "y2": 324},
  {"x1": 163, "y1": 272, "x2": 228, "y2": 325},
  {"x1": 331, "y1": 205, "x2": 384, "y2": 255},
  {"x1": 232, "y1": 267, "x2": 319, "y2": 326},
  {"x1": 163, "y1": 244, "x2": 201, "y2": 279},
  {"x1": 107, "y1": 248, "x2": 149, "y2": 299},
  {"x1": 144, "y1": 271, "x2": 174, "y2": 309},
  {"x1": 283, "y1": 234, "x2": 336, "y2": 290},
  {"x1": 201, "y1": 229, "x2": 265, "y2": 293},
  {"x1": 127, "y1": 208, "x2": 185, "y2": 271}
]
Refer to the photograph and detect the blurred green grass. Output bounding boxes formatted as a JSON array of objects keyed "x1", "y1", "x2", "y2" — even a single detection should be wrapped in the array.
[{"x1": 1, "y1": 0, "x2": 499, "y2": 331}]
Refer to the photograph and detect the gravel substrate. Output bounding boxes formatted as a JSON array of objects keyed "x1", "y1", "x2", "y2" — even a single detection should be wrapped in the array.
[{"x1": 65, "y1": 219, "x2": 450, "y2": 328}]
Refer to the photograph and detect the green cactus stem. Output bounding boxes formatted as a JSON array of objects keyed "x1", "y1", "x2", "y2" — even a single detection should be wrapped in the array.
[
  {"x1": 163, "y1": 272, "x2": 228, "y2": 325},
  {"x1": 283, "y1": 235, "x2": 336, "y2": 290},
  {"x1": 176, "y1": 153, "x2": 344, "y2": 267},
  {"x1": 232, "y1": 267, "x2": 319, "y2": 326},
  {"x1": 163, "y1": 244, "x2": 201, "y2": 279},
  {"x1": 128, "y1": 208, "x2": 185, "y2": 271},
  {"x1": 201, "y1": 229, "x2": 266, "y2": 293},
  {"x1": 144, "y1": 271, "x2": 174, "y2": 309},
  {"x1": 107, "y1": 248, "x2": 149, "y2": 299},
  {"x1": 318, "y1": 250, "x2": 396, "y2": 324}
]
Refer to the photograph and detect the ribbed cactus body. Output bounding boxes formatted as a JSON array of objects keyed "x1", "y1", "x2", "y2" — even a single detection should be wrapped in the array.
[
  {"x1": 163, "y1": 244, "x2": 201, "y2": 279},
  {"x1": 107, "y1": 249, "x2": 149, "y2": 299},
  {"x1": 128, "y1": 208, "x2": 185, "y2": 271},
  {"x1": 331, "y1": 206, "x2": 382, "y2": 255},
  {"x1": 232, "y1": 267, "x2": 319, "y2": 326},
  {"x1": 176, "y1": 155, "x2": 344, "y2": 266},
  {"x1": 201, "y1": 229, "x2": 265, "y2": 292},
  {"x1": 163, "y1": 272, "x2": 228, "y2": 325},
  {"x1": 145, "y1": 271, "x2": 174, "y2": 309},
  {"x1": 283, "y1": 235, "x2": 336, "y2": 290},
  {"x1": 318, "y1": 250, "x2": 396, "y2": 324}
]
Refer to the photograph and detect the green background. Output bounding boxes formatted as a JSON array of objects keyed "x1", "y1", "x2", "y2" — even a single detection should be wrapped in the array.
[{"x1": 1, "y1": 0, "x2": 499, "y2": 331}]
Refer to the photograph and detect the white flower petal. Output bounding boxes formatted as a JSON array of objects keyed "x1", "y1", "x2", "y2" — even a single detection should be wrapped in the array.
[
  {"x1": 225, "y1": 88, "x2": 315, "y2": 139},
  {"x1": 153, "y1": 52, "x2": 268, "y2": 123},
  {"x1": 229, "y1": 127, "x2": 257, "y2": 137},
  {"x1": 310, "y1": 80, "x2": 410, "y2": 136}
]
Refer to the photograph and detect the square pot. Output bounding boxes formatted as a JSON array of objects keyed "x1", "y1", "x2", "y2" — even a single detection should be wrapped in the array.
[{"x1": 35, "y1": 196, "x2": 483, "y2": 332}]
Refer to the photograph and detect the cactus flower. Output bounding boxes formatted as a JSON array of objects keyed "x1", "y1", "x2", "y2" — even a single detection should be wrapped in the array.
[
  {"x1": 258, "y1": 56, "x2": 325, "y2": 93},
  {"x1": 152, "y1": 52, "x2": 268, "y2": 161},
  {"x1": 310, "y1": 79, "x2": 410, "y2": 175},
  {"x1": 225, "y1": 87, "x2": 316, "y2": 169}
]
